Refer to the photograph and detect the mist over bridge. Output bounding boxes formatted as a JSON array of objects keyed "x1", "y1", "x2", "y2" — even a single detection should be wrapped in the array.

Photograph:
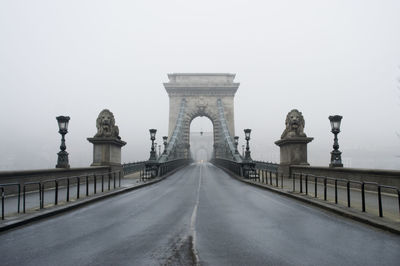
[{"x1": 0, "y1": 73, "x2": 399, "y2": 265}]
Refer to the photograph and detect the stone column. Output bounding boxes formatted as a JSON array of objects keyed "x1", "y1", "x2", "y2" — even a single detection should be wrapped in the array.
[
  {"x1": 275, "y1": 109, "x2": 313, "y2": 177},
  {"x1": 87, "y1": 109, "x2": 126, "y2": 171}
]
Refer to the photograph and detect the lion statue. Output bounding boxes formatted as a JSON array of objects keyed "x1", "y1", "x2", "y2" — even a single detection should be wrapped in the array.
[
  {"x1": 94, "y1": 109, "x2": 121, "y2": 139},
  {"x1": 281, "y1": 109, "x2": 307, "y2": 139}
]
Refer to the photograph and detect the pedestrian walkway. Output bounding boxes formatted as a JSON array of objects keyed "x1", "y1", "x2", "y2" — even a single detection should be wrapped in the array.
[
  {"x1": 1, "y1": 171, "x2": 143, "y2": 219},
  {"x1": 252, "y1": 174, "x2": 399, "y2": 222}
]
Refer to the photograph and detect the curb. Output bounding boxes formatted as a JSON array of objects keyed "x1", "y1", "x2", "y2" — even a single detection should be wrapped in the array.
[
  {"x1": 0, "y1": 167, "x2": 183, "y2": 233},
  {"x1": 216, "y1": 166, "x2": 400, "y2": 235}
]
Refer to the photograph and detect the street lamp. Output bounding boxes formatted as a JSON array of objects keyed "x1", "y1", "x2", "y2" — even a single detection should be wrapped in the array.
[
  {"x1": 149, "y1": 129, "x2": 157, "y2": 161},
  {"x1": 244, "y1": 129, "x2": 252, "y2": 161},
  {"x1": 234, "y1": 136, "x2": 239, "y2": 154},
  {"x1": 163, "y1": 136, "x2": 168, "y2": 154},
  {"x1": 329, "y1": 115, "x2": 343, "y2": 167},
  {"x1": 56, "y1": 116, "x2": 70, "y2": 168}
]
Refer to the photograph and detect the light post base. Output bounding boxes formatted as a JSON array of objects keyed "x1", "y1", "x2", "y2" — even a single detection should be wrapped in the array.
[
  {"x1": 56, "y1": 150, "x2": 70, "y2": 168},
  {"x1": 145, "y1": 162, "x2": 160, "y2": 178},
  {"x1": 329, "y1": 150, "x2": 343, "y2": 167},
  {"x1": 149, "y1": 151, "x2": 157, "y2": 161}
]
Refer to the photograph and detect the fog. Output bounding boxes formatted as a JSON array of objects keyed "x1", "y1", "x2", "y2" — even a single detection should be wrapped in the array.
[{"x1": 1, "y1": 0, "x2": 399, "y2": 170}]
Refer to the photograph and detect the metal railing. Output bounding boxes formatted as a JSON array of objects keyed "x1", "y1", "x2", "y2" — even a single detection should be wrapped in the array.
[
  {"x1": 122, "y1": 161, "x2": 145, "y2": 175},
  {"x1": 253, "y1": 168, "x2": 285, "y2": 189},
  {"x1": 141, "y1": 159, "x2": 192, "y2": 181},
  {"x1": 211, "y1": 158, "x2": 242, "y2": 176},
  {"x1": 0, "y1": 170, "x2": 122, "y2": 220},
  {"x1": 291, "y1": 173, "x2": 400, "y2": 218}
]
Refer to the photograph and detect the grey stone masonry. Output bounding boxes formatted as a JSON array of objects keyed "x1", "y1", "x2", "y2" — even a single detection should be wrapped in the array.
[
  {"x1": 275, "y1": 109, "x2": 313, "y2": 177},
  {"x1": 87, "y1": 109, "x2": 126, "y2": 167},
  {"x1": 163, "y1": 73, "x2": 239, "y2": 160}
]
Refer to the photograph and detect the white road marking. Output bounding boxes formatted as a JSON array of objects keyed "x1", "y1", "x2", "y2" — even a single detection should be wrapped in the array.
[{"x1": 190, "y1": 163, "x2": 202, "y2": 265}]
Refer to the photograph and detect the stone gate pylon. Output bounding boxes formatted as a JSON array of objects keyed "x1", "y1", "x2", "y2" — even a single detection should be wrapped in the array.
[{"x1": 162, "y1": 73, "x2": 240, "y2": 161}]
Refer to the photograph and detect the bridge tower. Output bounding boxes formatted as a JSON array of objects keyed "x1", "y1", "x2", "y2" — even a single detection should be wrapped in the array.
[{"x1": 163, "y1": 73, "x2": 240, "y2": 161}]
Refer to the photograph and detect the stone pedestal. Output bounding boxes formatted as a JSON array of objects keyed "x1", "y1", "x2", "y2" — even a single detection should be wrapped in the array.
[
  {"x1": 87, "y1": 138, "x2": 126, "y2": 167},
  {"x1": 275, "y1": 137, "x2": 313, "y2": 177}
]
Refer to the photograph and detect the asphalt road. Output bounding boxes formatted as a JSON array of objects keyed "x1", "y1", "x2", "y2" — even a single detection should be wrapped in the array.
[{"x1": 0, "y1": 163, "x2": 399, "y2": 266}]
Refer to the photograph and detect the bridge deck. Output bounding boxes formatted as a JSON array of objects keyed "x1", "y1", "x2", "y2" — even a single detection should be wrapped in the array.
[{"x1": 0, "y1": 163, "x2": 399, "y2": 265}]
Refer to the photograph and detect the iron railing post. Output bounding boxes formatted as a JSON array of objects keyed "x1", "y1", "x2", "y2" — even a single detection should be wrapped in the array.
[
  {"x1": 305, "y1": 175, "x2": 308, "y2": 195},
  {"x1": 1, "y1": 188, "x2": 4, "y2": 220},
  {"x1": 67, "y1": 178, "x2": 70, "y2": 202},
  {"x1": 55, "y1": 180, "x2": 58, "y2": 205},
  {"x1": 94, "y1": 175, "x2": 97, "y2": 194},
  {"x1": 40, "y1": 183, "x2": 44, "y2": 209},
  {"x1": 86, "y1": 175, "x2": 89, "y2": 196},
  {"x1": 361, "y1": 182, "x2": 365, "y2": 212},
  {"x1": 347, "y1": 181, "x2": 351, "y2": 207},
  {"x1": 324, "y1": 178, "x2": 327, "y2": 201},
  {"x1": 17, "y1": 184, "x2": 21, "y2": 213},
  {"x1": 23, "y1": 186, "x2": 26, "y2": 213},
  {"x1": 77, "y1": 177, "x2": 80, "y2": 199},
  {"x1": 334, "y1": 180, "x2": 338, "y2": 204},
  {"x1": 378, "y1": 185, "x2": 383, "y2": 217},
  {"x1": 398, "y1": 190, "x2": 400, "y2": 216},
  {"x1": 300, "y1": 174, "x2": 303, "y2": 193},
  {"x1": 108, "y1": 173, "x2": 111, "y2": 190},
  {"x1": 314, "y1": 176, "x2": 317, "y2": 198},
  {"x1": 102, "y1": 174, "x2": 104, "y2": 192}
]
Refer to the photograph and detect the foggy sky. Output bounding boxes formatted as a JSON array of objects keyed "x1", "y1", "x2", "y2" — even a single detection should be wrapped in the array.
[{"x1": 1, "y1": 0, "x2": 399, "y2": 170}]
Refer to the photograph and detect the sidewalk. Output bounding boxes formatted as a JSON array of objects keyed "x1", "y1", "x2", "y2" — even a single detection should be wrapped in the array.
[
  {"x1": 1, "y1": 172, "x2": 143, "y2": 217},
  {"x1": 279, "y1": 176, "x2": 400, "y2": 222},
  {"x1": 0, "y1": 171, "x2": 150, "y2": 226},
  {"x1": 229, "y1": 169, "x2": 400, "y2": 234}
]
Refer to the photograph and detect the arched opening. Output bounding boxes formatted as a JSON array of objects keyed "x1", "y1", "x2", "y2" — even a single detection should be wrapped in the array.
[{"x1": 190, "y1": 116, "x2": 214, "y2": 162}]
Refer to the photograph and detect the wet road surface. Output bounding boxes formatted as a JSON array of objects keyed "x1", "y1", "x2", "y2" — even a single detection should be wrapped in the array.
[{"x1": 0, "y1": 163, "x2": 399, "y2": 265}]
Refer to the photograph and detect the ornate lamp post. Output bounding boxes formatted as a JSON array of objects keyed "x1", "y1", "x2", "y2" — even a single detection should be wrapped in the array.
[
  {"x1": 234, "y1": 136, "x2": 239, "y2": 154},
  {"x1": 244, "y1": 129, "x2": 252, "y2": 161},
  {"x1": 163, "y1": 136, "x2": 168, "y2": 154},
  {"x1": 149, "y1": 129, "x2": 157, "y2": 161},
  {"x1": 56, "y1": 116, "x2": 70, "y2": 168},
  {"x1": 329, "y1": 115, "x2": 343, "y2": 167}
]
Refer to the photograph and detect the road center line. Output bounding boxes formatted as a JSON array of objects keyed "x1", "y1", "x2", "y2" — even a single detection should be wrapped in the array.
[{"x1": 190, "y1": 163, "x2": 202, "y2": 265}]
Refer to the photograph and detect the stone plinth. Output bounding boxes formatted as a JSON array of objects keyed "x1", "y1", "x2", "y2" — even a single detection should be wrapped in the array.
[
  {"x1": 87, "y1": 138, "x2": 126, "y2": 167},
  {"x1": 275, "y1": 137, "x2": 313, "y2": 177}
]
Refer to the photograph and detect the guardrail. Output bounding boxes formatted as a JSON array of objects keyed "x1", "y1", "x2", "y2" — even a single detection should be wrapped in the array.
[
  {"x1": 214, "y1": 158, "x2": 400, "y2": 220},
  {"x1": 141, "y1": 159, "x2": 192, "y2": 180},
  {"x1": 0, "y1": 170, "x2": 122, "y2": 220},
  {"x1": 211, "y1": 158, "x2": 242, "y2": 176},
  {"x1": 253, "y1": 167, "x2": 285, "y2": 189},
  {"x1": 291, "y1": 173, "x2": 400, "y2": 218},
  {"x1": 122, "y1": 161, "x2": 146, "y2": 175}
]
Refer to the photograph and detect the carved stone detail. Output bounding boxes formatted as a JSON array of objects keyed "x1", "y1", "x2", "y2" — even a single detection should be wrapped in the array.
[
  {"x1": 94, "y1": 109, "x2": 121, "y2": 139},
  {"x1": 281, "y1": 109, "x2": 306, "y2": 139}
]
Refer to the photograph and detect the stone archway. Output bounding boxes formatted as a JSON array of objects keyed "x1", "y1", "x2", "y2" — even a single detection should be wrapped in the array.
[
  {"x1": 164, "y1": 73, "x2": 239, "y2": 159},
  {"x1": 190, "y1": 131, "x2": 213, "y2": 162}
]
